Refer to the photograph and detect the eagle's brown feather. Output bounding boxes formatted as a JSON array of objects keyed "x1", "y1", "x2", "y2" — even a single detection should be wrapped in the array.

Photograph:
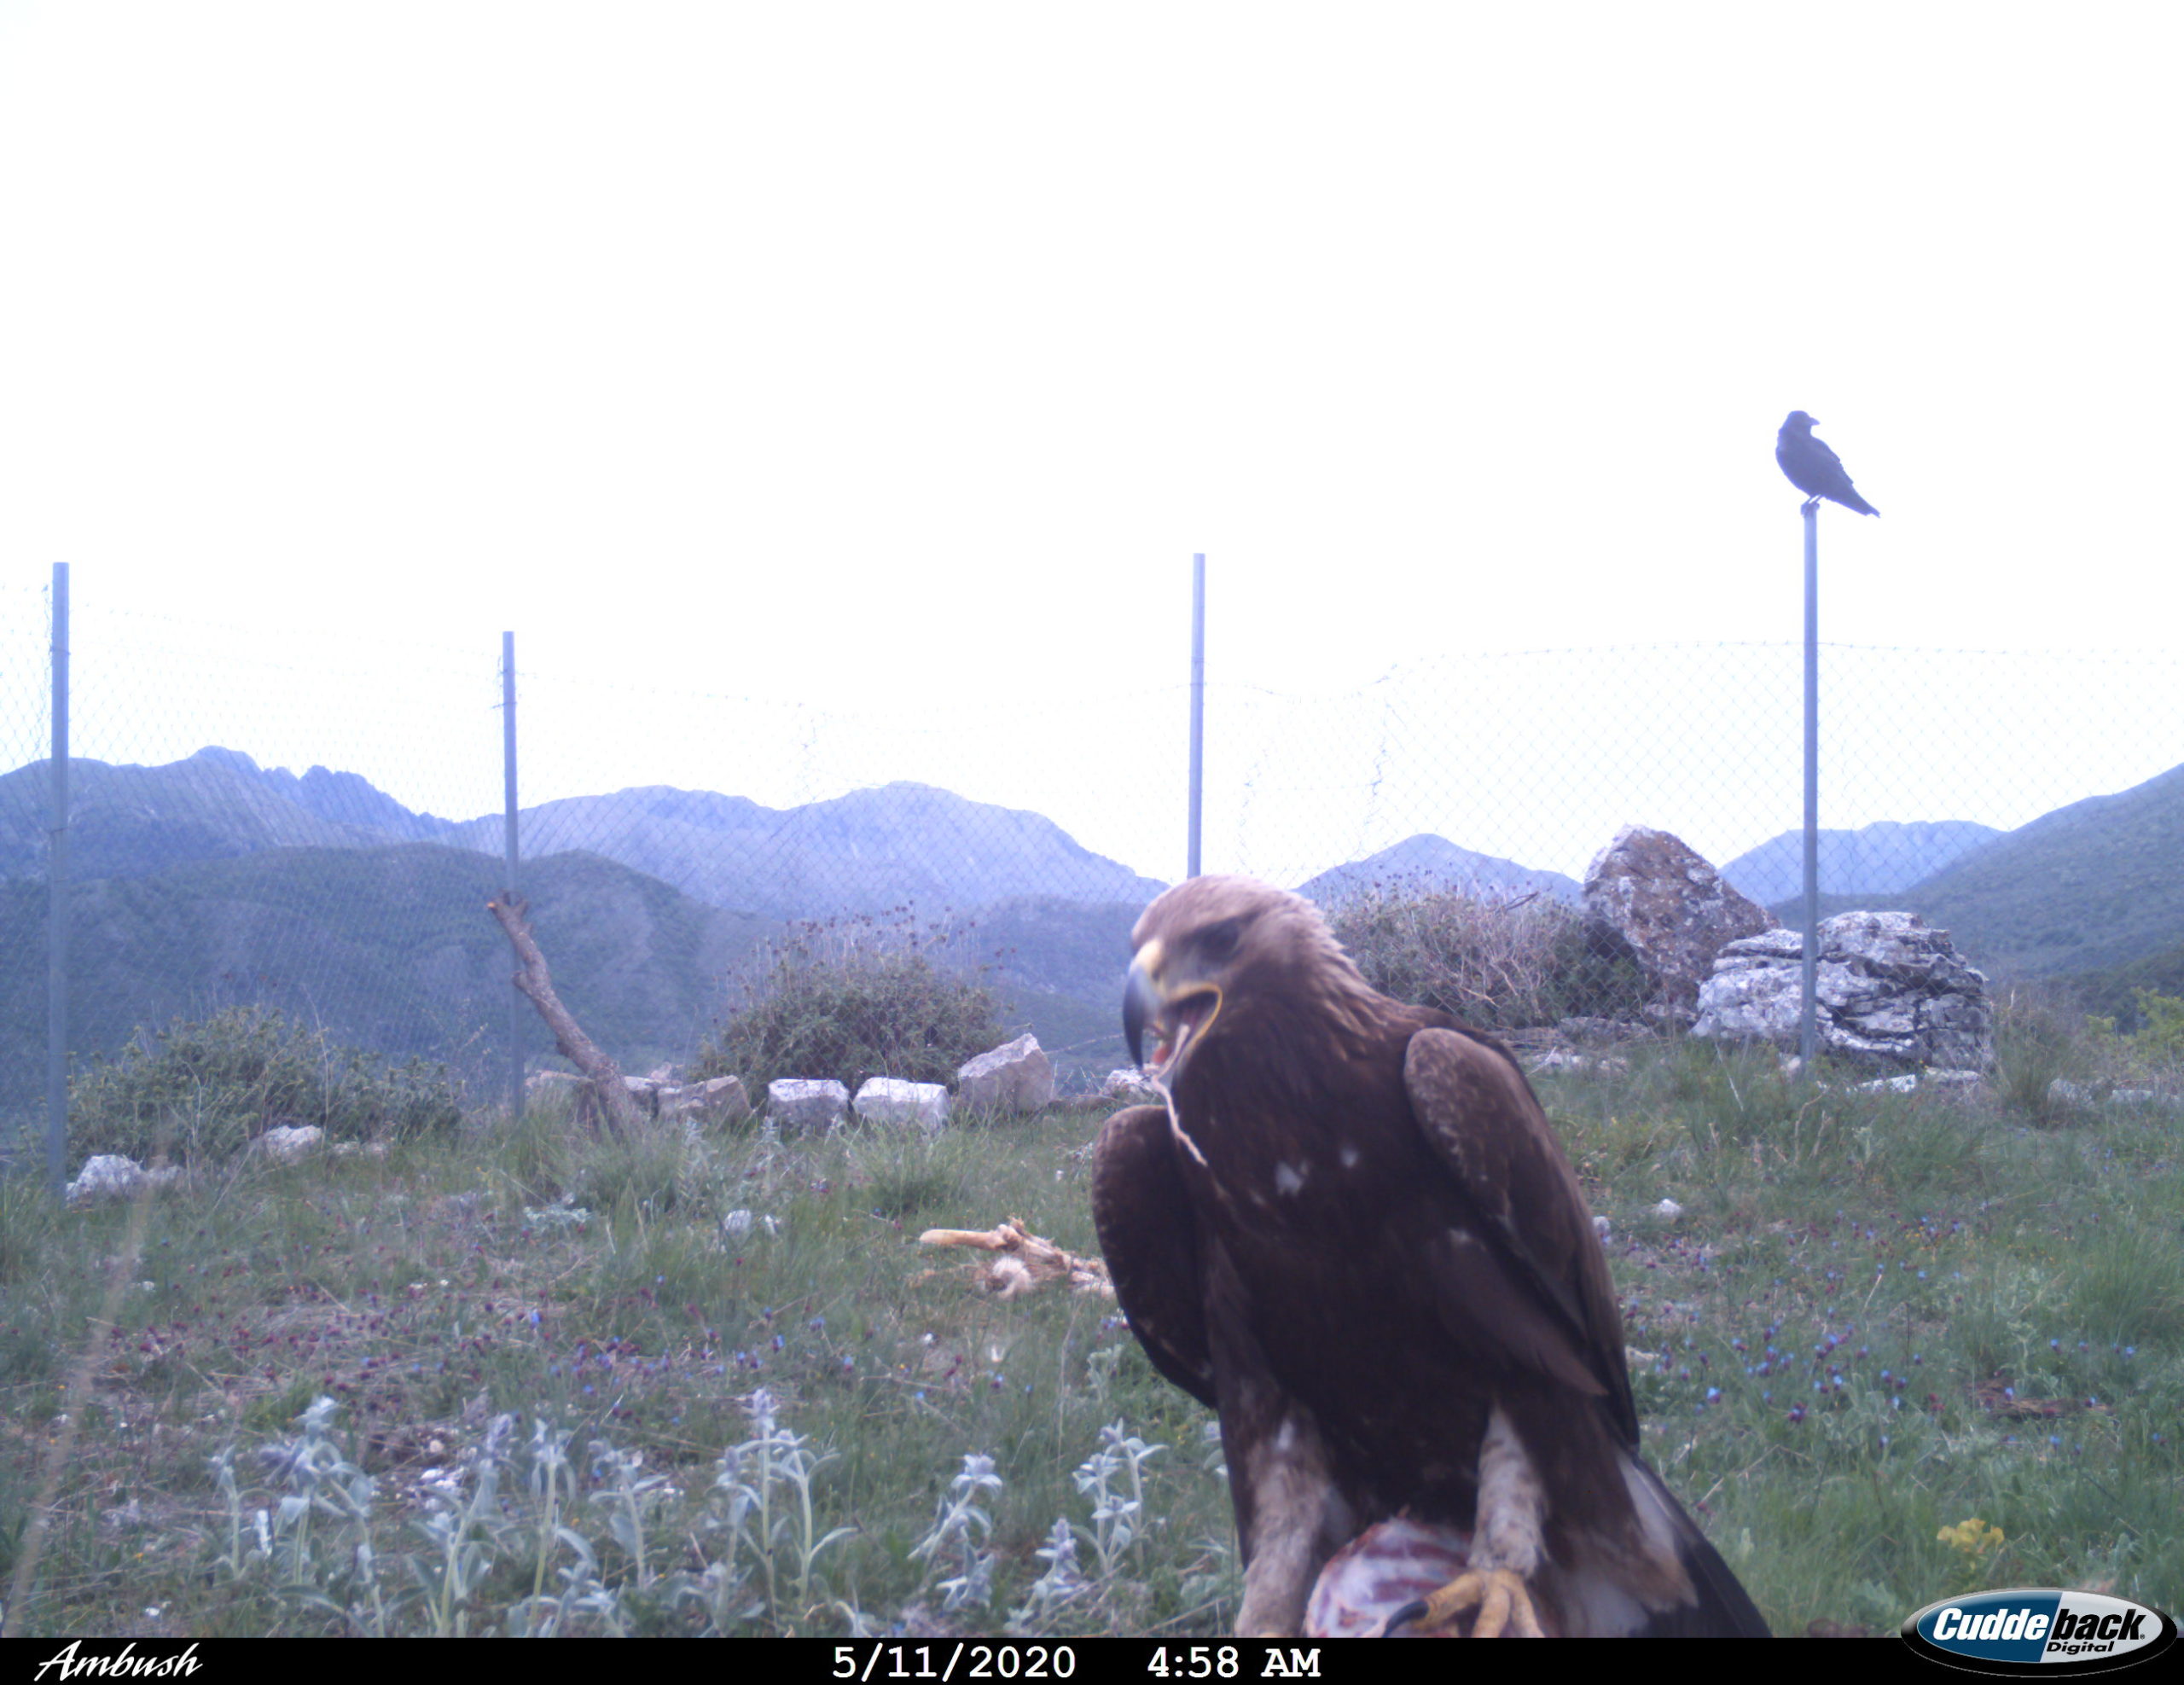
[
  {"x1": 1403, "y1": 1029, "x2": 1630, "y2": 1435},
  {"x1": 1089, "y1": 1104, "x2": 1216, "y2": 1407},
  {"x1": 1092, "y1": 875, "x2": 1768, "y2": 1637}
]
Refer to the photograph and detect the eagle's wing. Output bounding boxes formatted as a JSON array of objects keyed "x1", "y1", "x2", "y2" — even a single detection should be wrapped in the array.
[
  {"x1": 1403, "y1": 1028, "x2": 1772, "y2": 1636},
  {"x1": 1403, "y1": 1026, "x2": 1637, "y2": 1444},
  {"x1": 1092, "y1": 1104, "x2": 1217, "y2": 1407}
]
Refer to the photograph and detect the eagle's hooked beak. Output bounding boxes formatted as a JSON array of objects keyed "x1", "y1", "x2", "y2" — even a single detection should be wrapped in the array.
[
  {"x1": 1124, "y1": 939, "x2": 1223, "y2": 1078},
  {"x1": 1123, "y1": 953, "x2": 1159, "y2": 1070}
]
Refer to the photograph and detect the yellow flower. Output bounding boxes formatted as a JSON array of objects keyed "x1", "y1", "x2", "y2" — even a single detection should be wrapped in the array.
[{"x1": 1937, "y1": 1518, "x2": 2005, "y2": 1559}]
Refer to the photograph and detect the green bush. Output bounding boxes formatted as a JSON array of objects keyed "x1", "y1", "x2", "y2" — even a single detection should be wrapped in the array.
[
  {"x1": 2127, "y1": 989, "x2": 2184, "y2": 1061},
  {"x1": 1327, "y1": 880, "x2": 1647, "y2": 1029},
  {"x1": 2073, "y1": 988, "x2": 2184, "y2": 1102},
  {"x1": 67, "y1": 1005, "x2": 463, "y2": 1165},
  {"x1": 693, "y1": 914, "x2": 1008, "y2": 1094}
]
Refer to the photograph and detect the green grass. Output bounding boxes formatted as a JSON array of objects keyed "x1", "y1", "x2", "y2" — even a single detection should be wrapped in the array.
[
  {"x1": 0, "y1": 1092, "x2": 1230, "y2": 1637},
  {"x1": 3, "y1": 1027, "x2": 2181, "y2": 1638},
  {"x1": 1537, "y1": 1038, "x2": 2184, "y2": 1633}
]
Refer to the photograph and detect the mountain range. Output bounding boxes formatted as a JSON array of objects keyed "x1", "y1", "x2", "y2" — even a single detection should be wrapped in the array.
[
  {"x1": 1884, "y1": 763, "x2": 2184, "y2": 979},
  {"x1": 1285, "y1": 820, "x2": 2007, "y2": 916},
  {"x1": 0, "y1": 749, "x2": 1164, "y2": 1093},
  {"x1": 436, "y1": 781, "x2": 1165, "y2": 919},
  {"x1": 0, "y1": 749, "x2": 1162, "y2": 915},
  {"x1": 8, "y1": 742, "x2": 2184, "y2": 1096},
  {"x1": 1716, "y1": 819, "x2": 2001, "y2": 907},
  {"x1": 0, "y1": 748, "x2": 429, "y2": 883},
  {"x1": 1297, "y1": 834, "x2": 1583, "y2": 905},
  {"x1": 0, "y1": 844, "x2": 772, "y2": 1102}
]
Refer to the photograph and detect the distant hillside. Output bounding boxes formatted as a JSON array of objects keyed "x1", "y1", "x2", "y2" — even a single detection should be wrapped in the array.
[
  {"x1": 439, "y1": 781, "x2": 1167, "y2": 918},
  {"x1": 956, "y1": 897, "x2": 1140, "y2": 1078},
  {"x1": 2061, "y1": 942, "x2": 2184, "y2": 1030},
  {"x1": 0, "y1": 749, "x2": 404, "y2": 882},
  {"x1": 0, "y1": 844, "x2": 774, "y2": 1099},
  {"x1": 1297, "y1": 834, "x2": 1580, "y2": 907},
  {"x1": 0, "y1": 751, "x2": 1161, "y2": 1097},
  {"x1": 1722, "y1": 820, "x2": 2000, "y2": 907},
  {"x1": 1898, "y1": 763, "x2": 2184, "y2": 978},
  {"x1": 1763, "y1": 890, "x2": 1920, "y2": 927},
  {"x1": 2, "y1": 751, "x2": 1164, "y2": 921},
  {"x1": 0, "y1": 840, "x2": 1145, "y2": 1109},
  {"x1": 964, "y1": 896, "x2": 1140, "y2": 1000}
]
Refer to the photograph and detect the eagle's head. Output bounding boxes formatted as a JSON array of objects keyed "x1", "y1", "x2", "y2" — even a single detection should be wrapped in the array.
[
  {"x1": 1123, "y1": 874, "x2": 1374, "y2": 1082},
  {"x1": 1781, "y1": 410, "x2": 1817, "y2": 433}
]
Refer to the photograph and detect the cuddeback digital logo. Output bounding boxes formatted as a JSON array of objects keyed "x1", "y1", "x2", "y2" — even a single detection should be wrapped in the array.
[{"x1": 1902, "y1": 1589, "x2": 2178, "y2": 1675}]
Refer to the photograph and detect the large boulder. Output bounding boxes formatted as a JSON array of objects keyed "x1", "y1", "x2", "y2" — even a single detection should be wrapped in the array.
[
  {"x1": 853, "y1": 1077, "x2": 951, "y2": 1133},
  {"x1": 766, "y1": 1078, "x2": 851, "y2": 1133},
  {"x1": 1583, "y1": 827, "x2": 1775, "y2": 1014},
  {"x1": 956, "y1": 1034, "x2": 1055, "y2": 1113},
  {"x1": 1693, "y1": 909, "x2": 1991, "y2": 1072}
]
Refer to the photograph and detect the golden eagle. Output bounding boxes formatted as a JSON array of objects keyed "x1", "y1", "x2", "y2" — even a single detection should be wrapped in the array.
[
  {"x1": 1092, "y1": 876, "x2": 1769, "y2": 1637},
  {"x1": 1776, "y1": 410, "x2": 1879, "y2": 515}
]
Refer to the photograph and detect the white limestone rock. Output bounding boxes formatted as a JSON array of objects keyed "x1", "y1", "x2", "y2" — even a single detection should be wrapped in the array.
[
  {"x1": 956, "y1": 1035, "x2": 1055, "y2": 1114},
  {"x1": 1693, "y1": 910, "x2": 1991, "y2": 1072},
  {"x1": 258, "y1": 1125, "x2": 325, "y2": 1165},
  {"x1": 767, "y1": 1078, "x2": 851, "y2": 1133},
  {"x1": 67, "y1": 1155, "x2": 149, "y2": 1206},
  {"x1": 853, "y1": 1077, "x2": 951, "y2": 1133}
]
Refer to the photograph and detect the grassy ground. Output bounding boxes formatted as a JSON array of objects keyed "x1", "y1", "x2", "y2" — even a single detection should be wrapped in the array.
[{"x1": 3, "y1": 1031, "x2": 2181, "y2": 1638}]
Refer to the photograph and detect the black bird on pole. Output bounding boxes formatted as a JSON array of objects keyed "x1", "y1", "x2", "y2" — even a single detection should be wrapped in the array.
[{"x1": 1776, "y1": 411, "x2": 1879, "y2": 515}]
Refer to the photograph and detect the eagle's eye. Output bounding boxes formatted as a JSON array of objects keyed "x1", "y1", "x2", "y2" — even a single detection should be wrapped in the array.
[{"x1": 1199, "y1": 918, "x2": 1244, "y2": 965}]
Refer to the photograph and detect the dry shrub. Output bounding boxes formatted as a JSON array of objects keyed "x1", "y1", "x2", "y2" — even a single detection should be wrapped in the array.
[
  {"x1": 694, "y1": 910, "x2": 1008, "y2": 1094},
  {"x1": 1325, "y1": 880, "x2": 1646, "y2": 1029}
]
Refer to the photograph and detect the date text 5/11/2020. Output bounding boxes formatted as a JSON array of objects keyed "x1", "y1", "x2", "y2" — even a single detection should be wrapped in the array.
[{"x1": 829, "y1": 1643, "x2": 1327, "y2": 1682}]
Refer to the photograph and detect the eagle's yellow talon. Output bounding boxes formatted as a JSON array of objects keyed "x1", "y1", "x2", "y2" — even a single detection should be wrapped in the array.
[{"x1": 1411, "y1": 1567, "x2": 1544, "y2": 1638}]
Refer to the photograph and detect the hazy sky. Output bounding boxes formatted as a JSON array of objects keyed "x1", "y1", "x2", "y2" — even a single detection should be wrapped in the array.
[{"x1": 3, "y1": 3, "x2": 2180, "y2": 883}]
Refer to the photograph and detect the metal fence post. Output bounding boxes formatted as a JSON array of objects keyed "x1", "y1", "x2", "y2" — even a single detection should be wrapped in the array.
[
  {"x1": 502, "y1": 630, "x2": 522, "y2": 1118},
  {"x1": 46, "y1": 563, "x2": 70, "y2": 1197},
  {"x1": 1800, "y1": 503, "x2": 1820, "y2": 1067},
  {"x1": 1188, "y1": 553, "x2": 1205, "y2": 880}
]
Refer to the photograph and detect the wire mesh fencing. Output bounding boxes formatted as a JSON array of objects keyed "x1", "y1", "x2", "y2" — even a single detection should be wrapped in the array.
[
  {"x1": 5, "y1": 573, "x2": 2182, "y2": 1153},
  {"x1": 1208, "y1": 644, "x2": 2184, "y2": 895},
  {"x1": 1199, "y1": 644, "x2": 2184, "y2": 1043}
]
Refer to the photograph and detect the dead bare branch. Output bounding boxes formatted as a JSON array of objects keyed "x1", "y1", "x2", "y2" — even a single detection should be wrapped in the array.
[{"x1": 487, "y1": 891, "x2": 642, "y2": 1139}]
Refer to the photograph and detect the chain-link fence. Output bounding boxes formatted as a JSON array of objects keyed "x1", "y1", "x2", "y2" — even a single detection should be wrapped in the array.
[{"x1": 7, "y1": 571, "x2": 2183, "y2": 1148}]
